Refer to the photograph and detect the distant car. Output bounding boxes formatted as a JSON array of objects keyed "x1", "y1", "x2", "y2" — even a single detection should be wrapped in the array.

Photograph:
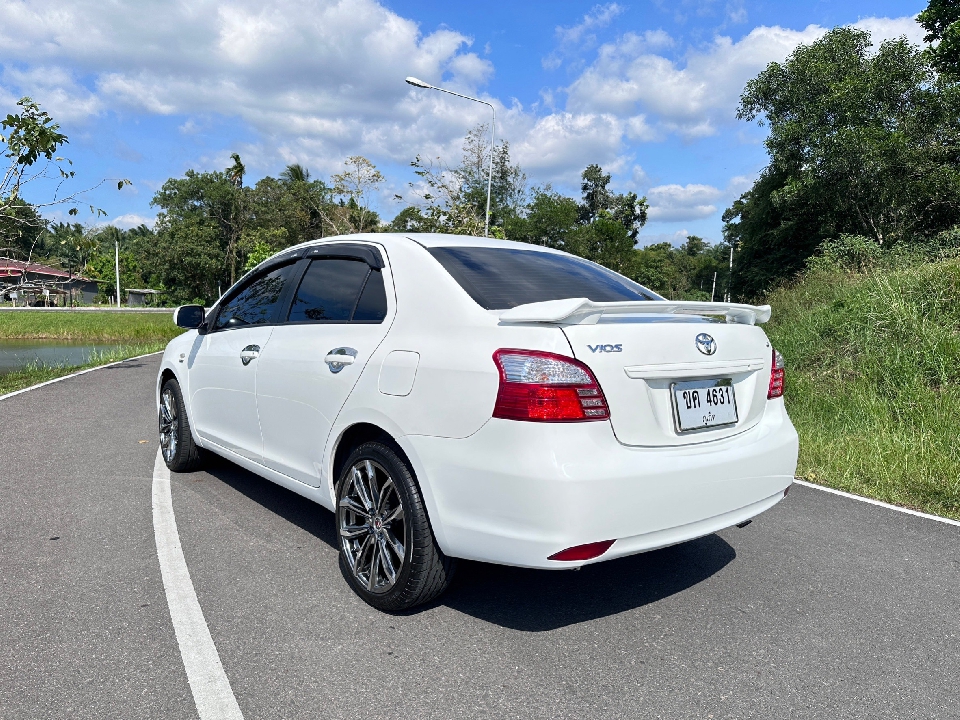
[{"x1": 157, "y1": 234, "x2": 798, "y2": 610}]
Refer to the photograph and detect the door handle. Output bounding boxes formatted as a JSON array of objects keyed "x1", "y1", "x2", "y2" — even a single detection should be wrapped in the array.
[
  {"x1": 324, "y1": 347, "x2": 358, "y2": 373},
  {"x1": 240, "y1": 345, "x2": 261, "y2": 366}
]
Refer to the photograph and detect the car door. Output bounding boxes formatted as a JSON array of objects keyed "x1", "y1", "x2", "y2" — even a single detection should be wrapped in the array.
[
  {"x1": 189, "y1": 261, "x2": 297, "y2": 461},
  {"x1": 255, "y1": 244, "x2": 393, "y2": 486}
]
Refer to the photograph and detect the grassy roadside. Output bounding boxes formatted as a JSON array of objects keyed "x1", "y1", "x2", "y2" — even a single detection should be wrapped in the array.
[
  {"x1": 0, "y1": 310, "x2": 184, "y2": 342},
  {"x1": 0, "y1": 311, "x2": 182, "y2": 396},
  {"x1": 764, "y1": 259, "x2": 960, "y2": 521},
  {"x1": 0, "y1": 343, "x2": 168, "y2": 396}
]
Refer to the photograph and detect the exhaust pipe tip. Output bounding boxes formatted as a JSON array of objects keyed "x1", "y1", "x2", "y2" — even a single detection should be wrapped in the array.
[{"x1": 735, "y1": 519, "x2": 753, "y2": 529}]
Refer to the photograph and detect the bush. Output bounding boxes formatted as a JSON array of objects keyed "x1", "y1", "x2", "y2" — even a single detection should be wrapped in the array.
[{"x1": 805, "y1": 234, "x2": 883, "y2": 273}]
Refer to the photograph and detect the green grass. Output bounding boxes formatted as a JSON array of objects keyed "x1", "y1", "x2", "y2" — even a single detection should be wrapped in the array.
[
  {"x1": 0, "y1": 342, "x2": 167, "y2": 396},
  {"x1": 0, "y1": 310, "x2": 184, "y2": 342},
  {"x1": 764, "y1": 259, "x2": 960, "y2": 520}
]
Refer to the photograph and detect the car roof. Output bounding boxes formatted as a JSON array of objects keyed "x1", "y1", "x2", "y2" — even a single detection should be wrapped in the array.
[{"x1": 283, "y1": 233, "x2": 567, "y2": 256}]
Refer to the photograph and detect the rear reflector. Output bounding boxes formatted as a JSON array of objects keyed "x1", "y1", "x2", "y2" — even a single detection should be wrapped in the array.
[
  {"x1": 492, "y1": 349, "x2": 610, "y2": 422},
  {"x1": 548, "y1": 540, "x2": 616, "y2": 562},
  {"x1": 768, "y1": 347, "x2": 785, "y2": 399}
]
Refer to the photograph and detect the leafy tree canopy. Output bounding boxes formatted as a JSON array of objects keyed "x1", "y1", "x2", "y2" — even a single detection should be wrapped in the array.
[{"x1": 725, "y1": 27, "x2": 960, "y2": 297}]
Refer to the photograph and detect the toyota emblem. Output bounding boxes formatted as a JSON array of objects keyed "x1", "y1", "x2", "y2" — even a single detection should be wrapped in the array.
[{"x1": 695, "y1": 333, "x2": 717, "y2": 355}]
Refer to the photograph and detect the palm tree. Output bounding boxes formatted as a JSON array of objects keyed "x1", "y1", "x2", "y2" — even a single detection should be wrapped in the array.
[{"x1": 281, "y1": 163, "x2": 311, "y2": 184}]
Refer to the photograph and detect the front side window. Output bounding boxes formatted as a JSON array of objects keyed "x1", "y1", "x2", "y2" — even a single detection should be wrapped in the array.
[
  {"x1": 287, "y1": 258, "x2": 387, "y2": 323},
  {"x1": 428, "y1": 246, "x2": 661, "y2": 310},
  {"x1": 214, "y1": 265, "x2": 292, "y2": 330}
]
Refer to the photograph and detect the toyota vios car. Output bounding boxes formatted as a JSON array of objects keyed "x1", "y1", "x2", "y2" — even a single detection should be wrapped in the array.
[{"x1": 157, "y1": 234, "x2": 798, "y2": 610}]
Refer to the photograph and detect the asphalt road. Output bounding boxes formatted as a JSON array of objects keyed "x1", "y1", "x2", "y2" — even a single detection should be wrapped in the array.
[{"x1": 1, "y1": 356, "x2": 958, "y2": 719}]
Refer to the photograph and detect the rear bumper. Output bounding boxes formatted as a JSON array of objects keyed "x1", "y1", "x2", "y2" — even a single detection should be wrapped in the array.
[{"x1": 404, "y1": 399, "x2": 798, "y2": 568}]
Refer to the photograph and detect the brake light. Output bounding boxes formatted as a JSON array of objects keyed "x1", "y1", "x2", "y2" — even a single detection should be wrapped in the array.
[
  {"x1": 768, "y1": 347, "x2": 785, "y2": 399},
  {"x1": 549, "y1": 540, "x2": 615, "y2": 561},
  {"x1": 492, "y1": 349, "x2": 610, "y2": 422}
]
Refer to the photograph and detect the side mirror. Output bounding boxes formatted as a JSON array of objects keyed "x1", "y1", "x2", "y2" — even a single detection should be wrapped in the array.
[{"x1": 173, "y1": 305, "x2": 206, "y2": 329}]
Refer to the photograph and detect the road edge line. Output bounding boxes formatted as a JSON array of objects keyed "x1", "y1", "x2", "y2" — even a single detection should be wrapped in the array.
[
  {"x1": 153, "y1": 449, "x2": 245, "y2": 720},
  {"x1": 0, "y1": 351, "x2": 163, "y2": 402},
  {"x1": 794, "y1": 479, "x2": 960, "y2": 528}
]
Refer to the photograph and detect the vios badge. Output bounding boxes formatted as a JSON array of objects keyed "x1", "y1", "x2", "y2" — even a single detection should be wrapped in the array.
[
  {"x1": 588, "y1": 344, "x2": 622, "y2": 353},
  {"x1": 695, "y1": 333, "x2": 717, "y2": 355}
]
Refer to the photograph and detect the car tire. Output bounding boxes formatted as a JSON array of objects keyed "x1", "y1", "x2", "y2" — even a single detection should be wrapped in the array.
[
  {"x1": 159, "y1": 377, "x2": 205, "y2": 473},
  {"x1": 336, "y1": 440, "x2": 456, "y2": 611}
]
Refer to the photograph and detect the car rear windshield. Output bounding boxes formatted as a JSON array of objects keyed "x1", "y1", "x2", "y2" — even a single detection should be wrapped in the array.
[{"x1": 427, "y1": 246, "x2": 660, "y2": 310}]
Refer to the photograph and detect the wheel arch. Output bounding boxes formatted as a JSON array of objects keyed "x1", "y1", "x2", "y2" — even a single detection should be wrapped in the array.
[
  {"x1": 332, "y1": 422, "x2": 404, "y2": 494},
  {"x1": 328, "y1": 420, "x2": 451, "y2": 550}
]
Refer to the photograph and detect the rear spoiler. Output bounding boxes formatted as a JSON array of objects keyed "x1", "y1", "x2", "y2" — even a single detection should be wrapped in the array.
[{"x1": 497, "y1": 298, "x2": 772, "y2": 326}]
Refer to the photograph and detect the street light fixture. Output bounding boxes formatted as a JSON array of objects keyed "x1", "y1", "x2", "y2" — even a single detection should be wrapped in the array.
[{"x1": 405, "y1": 76, "x2": 496, "y2": 237}]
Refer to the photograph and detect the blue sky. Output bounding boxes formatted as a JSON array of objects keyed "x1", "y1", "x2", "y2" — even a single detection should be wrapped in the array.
[{"x1": 0, "y1": 0, "x2": 926, "y2": 247}]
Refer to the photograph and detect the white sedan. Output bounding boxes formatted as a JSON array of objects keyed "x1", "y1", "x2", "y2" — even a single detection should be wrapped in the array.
[{"x1": 157, "y1": 234, "x2": 798, "y2": 610}]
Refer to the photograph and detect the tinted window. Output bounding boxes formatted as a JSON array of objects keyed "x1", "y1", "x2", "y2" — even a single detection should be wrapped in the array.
[
  {"x1": 352, "y1": 270, "x2": 388, "y2": 323},
  {"x1": 428, "y1": 247, "x2": 660, "y2": 310},
  {"x1": 214, "y1": 265, "x2": 292, "y2": 330},
  {"x1": 288, "y1": 258, "x2": 371, "y2": 323}
]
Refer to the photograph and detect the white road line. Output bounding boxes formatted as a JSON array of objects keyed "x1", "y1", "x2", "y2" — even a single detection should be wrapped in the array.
[
  {"x1": 0, "y1": 351, "x2": 163, "y2": 402},
  {"x1": 794, "y1": 479, "x2": 960, "y2": 528},
  {"x1": 153, "y1": 449, "x2": 245, "y2": 720}
]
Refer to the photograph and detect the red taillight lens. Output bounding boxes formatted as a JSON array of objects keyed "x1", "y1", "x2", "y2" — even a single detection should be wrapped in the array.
[
  {"x1": 492, "y1": 349, "x2": 610, "y2": 422},
  {"x1": 768, "y1": 347, "x2": 785, "y2": 399},
  {"x1": 548, "y1": 540, "x2": 615, "y2": 562}
]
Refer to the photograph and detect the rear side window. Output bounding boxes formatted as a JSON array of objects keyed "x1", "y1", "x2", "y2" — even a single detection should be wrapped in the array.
[
  {"x1": 428, "y1": 246, "x2": 659, "y2": 310},
  {"x1": 287, "y1": 258, "x2": 388, "y2": 323},
  {"x1": 214, "y1": 264, "x2": 293, "y2": 330}
]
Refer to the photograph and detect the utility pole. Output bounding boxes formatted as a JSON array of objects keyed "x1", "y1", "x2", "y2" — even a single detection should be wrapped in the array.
[
  {"x1": 725, "y1": 244, "x2": 734, "y2": 303},
  {"x1": 115, "y1": 240, "x2": 121, "y2": 308},
  {"x1": 710, "y1": 271, "x2": 717, "y2": 302}
]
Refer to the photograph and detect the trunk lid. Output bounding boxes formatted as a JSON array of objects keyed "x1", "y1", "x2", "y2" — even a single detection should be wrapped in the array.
[{"x1": 562, "y1": 316, "x2": 771, "y2": 446}]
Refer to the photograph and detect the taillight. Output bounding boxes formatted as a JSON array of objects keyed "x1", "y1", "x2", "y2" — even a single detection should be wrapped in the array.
[
  {"x1": 768, "y1": 347, "x2": 785, "y2": 399},
  {"x1": 492, "y1": 349, "x2": 610, "y2": 422}
]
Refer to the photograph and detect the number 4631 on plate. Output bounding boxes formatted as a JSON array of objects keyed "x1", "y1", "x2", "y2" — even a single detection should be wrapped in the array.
[{"x1": 672, "y1": 378, "x2": 739, "y2": 432}]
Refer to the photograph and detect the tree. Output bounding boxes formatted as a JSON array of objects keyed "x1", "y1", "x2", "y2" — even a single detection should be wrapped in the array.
[
  {"x1": 1, "y1": 97, "x2": 127, "y2": 262},
  {"x1": 280, "y1": 163, "x2": 311, "y2": 184},
  {"x1": 578, "y1": 164, "x2": 611, "y2": 225},
  {"x1": 0, "y1": 97, "x2": 129, "y2": 303},
  {"x1": 503, "y1": 187, "x2": 579, "y2": 249},
  {"x1": 332, "y1": 156, "x2": 384, "y2": 234},
  {"x1": 150, "y1": 166, "x2": 245, "y2": 297},
  {"x1": 725, "y1": 27, "x2": 960, "y2": 296},
  {"x1": 920, "y1": 0, "x2": 960, "y2": 75}
]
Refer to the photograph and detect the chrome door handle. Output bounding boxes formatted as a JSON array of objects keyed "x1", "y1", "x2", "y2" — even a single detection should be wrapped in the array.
[
  {"x1": 240, "y1": 345, "x2": 261, "y2": 366},
  {"x1": 324, "y1": 347, "x2": 358, "y2": 373}
]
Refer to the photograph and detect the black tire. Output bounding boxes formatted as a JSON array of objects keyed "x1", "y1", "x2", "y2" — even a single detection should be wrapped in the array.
[
  {"x1": 159, "y1": 378, "x2": 205, "y2": 473},
  {"x1": 336, "y1": 440, "x2": 456, "y2": 611}
]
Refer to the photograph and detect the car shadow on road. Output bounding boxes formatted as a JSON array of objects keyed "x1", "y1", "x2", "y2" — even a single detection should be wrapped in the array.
[
  {"x1": 202, "y1": 457, "x2": 340, "y2": 551},
  {"x1": 201, "y1": 457, "x2": 735, "y2": 632},
  {"x1": 437, "y1": 536, "x2": 736, "y2": 631}
]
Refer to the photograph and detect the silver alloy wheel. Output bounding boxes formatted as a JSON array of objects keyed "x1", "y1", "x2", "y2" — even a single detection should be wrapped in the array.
[
  {"x1": 338, "y1": 459, "x2": 406, "y2": 594},
  {"x1": 159, "y1": 386, "x2": 179, "y2": 463}
]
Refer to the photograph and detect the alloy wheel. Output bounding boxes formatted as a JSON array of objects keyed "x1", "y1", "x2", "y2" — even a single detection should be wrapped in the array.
[
  {"x1": 159, "y1": 386, "x2": 179, "y2": 463},
  {"x1": 338, "y1": 459, "x2": 406, "y2": 594}
]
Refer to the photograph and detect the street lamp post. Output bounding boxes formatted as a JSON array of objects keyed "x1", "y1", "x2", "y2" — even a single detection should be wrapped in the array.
[{"x1": 405, "y1": 76, "x2": 496, "y2": 237}]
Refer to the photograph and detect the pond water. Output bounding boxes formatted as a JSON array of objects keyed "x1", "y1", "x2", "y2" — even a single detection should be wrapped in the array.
[{"x1": 0, "y1": 340, "x2": 123, "y2": 374}]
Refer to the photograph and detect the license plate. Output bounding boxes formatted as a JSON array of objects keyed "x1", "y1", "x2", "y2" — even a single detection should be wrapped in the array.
[{"x1": 672, "y1": 378, "x2": 738, "y2": 432}]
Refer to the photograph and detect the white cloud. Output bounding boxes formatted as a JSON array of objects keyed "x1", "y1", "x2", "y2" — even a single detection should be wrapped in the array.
[
  {"x1": 557, "y1": 4, "x2": 625, "y2": 47},
  {"x1": 0, "y1": 1, "x2": 928, "y2": 200},
  {"x1": 564, "y1": 15, "x2": 923, "y2": 140},
  {"x1": 2, "y1": 66, "x2": 101, "y2": 121},
  {"x1": 646, "y1": 183, "x2": 722, "y2": 221},
  {"x1": 854, "y1": 16, "x2": 925, "y2": 46},
  {"x1": 108, "y1": 213, "x2": 155, "y2": 229},
  {"x1": 0, "y1": 0, "x2": 496, "y2": 170},
  {"x1": 637, "y1": 229, "x2": 692, "y2": 247}
]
